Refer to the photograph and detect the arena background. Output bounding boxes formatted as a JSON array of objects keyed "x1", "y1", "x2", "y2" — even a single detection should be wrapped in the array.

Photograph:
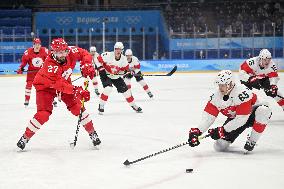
[{"x1": 0, "y1": 0, "x2": 283, "y2": 74}]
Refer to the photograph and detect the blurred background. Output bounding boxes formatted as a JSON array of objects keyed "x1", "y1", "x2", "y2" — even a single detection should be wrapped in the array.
[{"x1": 0, "y1": 0, "x2": 283, "y2": 66}]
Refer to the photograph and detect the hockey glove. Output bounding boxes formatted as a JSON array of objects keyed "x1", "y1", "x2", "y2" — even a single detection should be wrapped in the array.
[
  {"x1": 208, "y1": 126, "x2": 226, "y2": 140},
  {"x1": 80, "y1": 63, "x2": 95, "y2": 80},
  {"x1": 247, "y1": 76, "x2": 261, "y2": 90},
  {"x1": 188, "y1": 128, "x2": 202, "y2": 147},
  {"x1": 73, "y1": 86, "x2": 90, "y2": 102},
  {"x1": 264, "y1": 85, "x2": 278, "y2": 97},
  {"x1": 17, "y1": 67, "x2": 24, "y2": 74}
]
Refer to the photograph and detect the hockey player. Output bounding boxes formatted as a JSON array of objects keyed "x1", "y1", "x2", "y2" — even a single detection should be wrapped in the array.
[
  {"x1": 89, "y1": 46, "x2": 100, "y2": 96},
  {"x1": 124, "y1": 49, "x2": 153, "y2": 98},
  {"x1": 96, "y1": 42, "x2": 142, "y2": 114},
  {"x1": 188, "y1": 70, "x2": 271, "y2": 153},
  {"x1": 16, "y1": 38, "x2": 53, "y2": 107},
  {"x1": 239, "y1": 49, "x2": 284, "y2": 110},
  {"x1": 16, "y1": 38, "x2": 101, "y2": 150}
]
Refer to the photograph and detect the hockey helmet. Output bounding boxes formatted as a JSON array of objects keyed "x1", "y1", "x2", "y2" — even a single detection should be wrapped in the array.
[
  {"x1": 125, "y1": 49, "x2": 133, "y2": 56},
  {"x1": 215, "y1": 70, "x2": 234, "y2": 85},
  {"x1": 259, "y1": 49, "x2": 272, "y2": 59},
  {"x1": 90, "y1": 46, "x2": 96, "y2": 52},
  {"x1": 114, "y1": 42, "x2": 124, "y2": 50},
  {"x1": 33, "y1": 38, "x2": 41, "y2": 44},
  {"x1": 51, "y1": 38, "x2": 68, "y2": 52}
]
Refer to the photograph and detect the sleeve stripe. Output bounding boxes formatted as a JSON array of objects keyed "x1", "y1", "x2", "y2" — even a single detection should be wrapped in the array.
[
  {"x1": 240, "y1": 61, "x2": 254, "y2": 74},
  {"x1": 204, "y1": 101, "x2": 219, "y2": 117},
  {"x1": 267, "y1": 72, "x2": 278, "y2": 78}
]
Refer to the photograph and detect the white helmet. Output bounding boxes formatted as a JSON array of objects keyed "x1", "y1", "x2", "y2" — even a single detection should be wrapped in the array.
[
  {"x1": 90, "y1": 46, "x2": 96, "y2": 52},
  {"x1": 215, "y1": 70, "x2": 234, "y2": 85},
  {"x1": 259, "y1": 49, "x2": 271, "y2": 59},
  {"x1": 125, "y1": 49, "x2": 133, "y2": 56},
  {"x1": 114, "y1": 42, "x2": 124, "y2": 50}
]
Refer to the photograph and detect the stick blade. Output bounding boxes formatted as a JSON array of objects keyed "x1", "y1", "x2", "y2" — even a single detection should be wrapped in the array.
[
  {"x1": 70, "y1": 142, "x2": 76, "y2": 149},
  {"x1": 123, "y1": 159, "x2": 131, "y2": 166},
  {"x1": 166, "y1": 65, "x2": 177, "y2": 76}
]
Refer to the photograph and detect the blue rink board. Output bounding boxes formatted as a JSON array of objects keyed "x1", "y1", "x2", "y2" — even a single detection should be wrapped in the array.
[{"x1": 1, "y1": 58, "x2": 284, "y2": 75}]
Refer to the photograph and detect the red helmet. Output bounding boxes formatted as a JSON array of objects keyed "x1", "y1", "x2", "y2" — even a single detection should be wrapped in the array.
[
  {"x1": 33, "y1": 38, "x2": 41, "y2": 44},
  {"x1": 50, "y1": 38, "x2": 68, "y2": 52}
]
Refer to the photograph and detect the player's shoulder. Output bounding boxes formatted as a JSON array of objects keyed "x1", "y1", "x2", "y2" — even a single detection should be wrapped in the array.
[
  {"x1": 245, "y1": 56, "x2": 259, "y2": 66},
  {"x1": 231, "y1": 83, "x2": 253, "y2": 103},
  {"x1": 132, "y1": 56, "x2": 139, "y2": 62},
  {"x1": 208, "y1": 89, "x2": 222, "y2": 103}
]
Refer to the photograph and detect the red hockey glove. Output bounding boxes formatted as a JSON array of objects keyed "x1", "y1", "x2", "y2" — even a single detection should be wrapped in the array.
[
  {"x1": 188, "y1": 128, "x2": 202, "y2": 147},
  {"x1": 208, "y1": 126, "x2": 226, "y2": 140},
  {"x1": 80, "y1": 63, "x2": 95, "y2": 80},
  {"x1": 73, "y1": 86, "x2": 90, "y2": 102},
  {"x1": 17, "y1": 67, "x2": 24, "y2": 74}
]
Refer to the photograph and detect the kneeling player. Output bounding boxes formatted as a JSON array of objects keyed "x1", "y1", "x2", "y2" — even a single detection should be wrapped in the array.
[{"x1": 188, "y1": 70, "x2": 272, "y2": 153}]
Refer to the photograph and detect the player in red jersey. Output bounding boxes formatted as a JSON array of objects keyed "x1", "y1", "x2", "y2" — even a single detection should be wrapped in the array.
[
  {"x1": 17, "y1": 38, "x2": 50, "y2": 107},
  {"x1": 16, "y1": 38, "x2": 101, "y2": 150}
]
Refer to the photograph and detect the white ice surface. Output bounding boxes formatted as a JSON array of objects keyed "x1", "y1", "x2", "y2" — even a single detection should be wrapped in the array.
[{"x1": 0, "y1": 73, "x2": 284, "y2": 189}]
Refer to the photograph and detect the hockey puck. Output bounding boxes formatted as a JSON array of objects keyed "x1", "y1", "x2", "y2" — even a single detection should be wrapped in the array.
[{"x1": 186, "y1": 168, "x2": 193, "y2": 173}]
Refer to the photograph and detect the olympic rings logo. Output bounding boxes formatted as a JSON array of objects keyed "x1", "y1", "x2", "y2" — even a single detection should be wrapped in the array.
[
  {"x1": 55, "y1": 17, "x2": 73, "y2": 25},
  {"x1": 124, "y1": 16, "x2": 141, "y2": 24}
]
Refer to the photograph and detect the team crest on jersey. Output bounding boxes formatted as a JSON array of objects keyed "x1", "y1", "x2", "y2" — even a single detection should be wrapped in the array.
[
  {"x1": 220, "y1": 106, "x2": 236, "y2": 118},
  {"x1": 32, "y1": 57, "x2": 44, "y2": 67}
]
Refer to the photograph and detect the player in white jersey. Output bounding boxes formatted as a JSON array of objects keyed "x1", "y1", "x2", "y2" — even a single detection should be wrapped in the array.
[
  {"x1": 124, "y1": 49, "x2": 153, "y2": 98},
  {"x1": 89, "y1": 46, "x2": 100, "y2": 96},
  {"x1": 96, "y1": 42, "x2": 142, "y2": 114},
  {"x1": 239, "y1": 49, "x2": 284, "y2": 110},
  {"x1": 188, "y1": 70, "x2": 272, "y2": 152}
]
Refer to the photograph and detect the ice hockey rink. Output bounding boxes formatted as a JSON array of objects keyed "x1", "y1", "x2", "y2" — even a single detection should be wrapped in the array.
[{"x1": 1, "y1": 72, "x2": 284, "y2": 189}]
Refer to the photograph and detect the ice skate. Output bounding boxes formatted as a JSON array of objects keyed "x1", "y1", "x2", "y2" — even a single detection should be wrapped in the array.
[
  {"x1": 131, "y1": 105, "x2": 143, "y2": 113},
  {"x1": 98, "y1": 104, "x2": 104, "y2": 115},
  {"x1": 89, "y1": 131, "x2": 101, "y2": 147},
  {"x1": 17, "y1": 135, "x2": 29, "y2": 150},
  {"x1": 244, "y1": 139, "x2": 256, "y2": 154},
  {"x1": 94, "y1": 89, "x2": 100, "y2": 96},
  {"x1": 24, "y1": 100, "x2": 29, "y2": 108},
  {"x1": 147, "y1": 91, "x2": 153, "y2": 98}
]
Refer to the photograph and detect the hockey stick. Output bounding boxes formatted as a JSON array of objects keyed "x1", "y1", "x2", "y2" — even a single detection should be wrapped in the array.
[
  {"x1": 70, "y1": 79, "x2": 89, "y2": 149},
  {"x1": 0, "y1": 70, "x2": 38, "y2": 73},
  {"x1": 72, "y1": 75, "x2": 84, "y2": 82},
  {"x1": 106, "y1": 65, "x2": 178, "y2": 77},
  {"x1": 123, "y1": 134, "x2": 210, "y2": 166},
  {"x1": 140, "y1": 65, "x2": 177, "y2": 77}
]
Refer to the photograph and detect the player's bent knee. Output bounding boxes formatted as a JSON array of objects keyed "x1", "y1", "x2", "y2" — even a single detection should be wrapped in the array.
[
  {"x1": 35, "y1": 111, "x2": 51, "y2": 124},
  {"x1": 69, "y1": 104, "x2": 81, "y2": 116},
  {"x1": 255, "y1": 105, "x2": 272, "y2": 123},
  {"x1": 214, "y1": 139, "x2": 231, "y2": 152}
]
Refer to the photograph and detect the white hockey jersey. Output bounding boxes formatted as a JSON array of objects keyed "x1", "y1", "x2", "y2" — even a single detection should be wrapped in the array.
[
  {"x1": 197, "y1": 84, "x2": 259, "y2": 133},
  {"x1": 128, "y1": 56, "x2": 141, "y2": 74},
  {"x1": 239, "y1": 56, "x2": 279, "y2": 85},
  {"x1": 91, "y1": 52, "x2": 100, "y2": 68},
  {"x1": 97, "y1": 51, "x2": 129, "y2": 79}
]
